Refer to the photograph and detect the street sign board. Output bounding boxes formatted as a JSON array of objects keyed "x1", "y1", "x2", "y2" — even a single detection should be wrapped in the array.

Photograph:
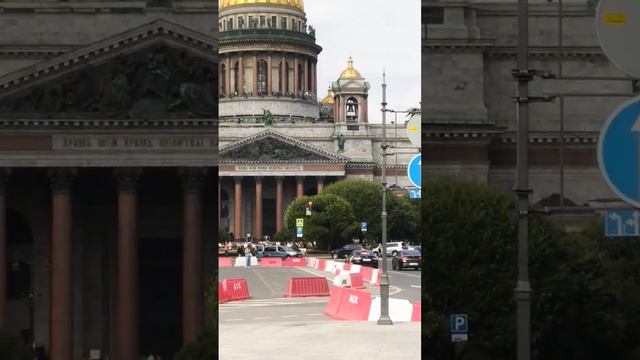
[
  {"x1": 605, "y1": 210, "x2": 640, "y2": 237},
  {"x1": 408, "y1": 154, "x2": 421, "y2": 188},
  {"x1": 296, "y1": 218, "x2": 304, "y2": 228},
  {"x1": 450, "y1": 314, "x2": 468, "y2": 334},
  {"x1": 296, "y1": 227, "x2": 303, "y2": 238},
  {"x1": 360, "y1": 222, "x2": 367, "y2": 232},
  {"x1": 598, "y1": 95, "x2": 640, "y2": 208},
  {"x1": 408, "y1": 189, "x2": 421, "y2": 199},
  {"x1": 406, "y1": 114, "x2": 421, "y2": 148},
  {"x1": 451, "y1": 334, "x2": 469, "y2": 343},
  {"x1": 596, "y1": 0, "x2": 640, "y2": 78},
  {"x1": 305, "y1": 208, "x2": 312, "y2": 216}
]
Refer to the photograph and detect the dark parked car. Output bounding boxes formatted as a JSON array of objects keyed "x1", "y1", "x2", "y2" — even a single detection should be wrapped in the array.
[
  {"x1": 391, "y1": 250, "x2": 421, "y2": 270},
  {"x1": 262, "y1": 245, "x2": 302, "y2": 259},
  {"x1": 345, "y1": 249, "x2": 378, "y2": 268},
  {"x1": 331, "y1": 244, "x2": 367, "y2": 259}
]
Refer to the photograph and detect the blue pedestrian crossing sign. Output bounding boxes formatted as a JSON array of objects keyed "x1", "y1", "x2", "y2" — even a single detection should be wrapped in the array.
[
  {"x1": 599, "y1": 95, "x2": 640, "y2": 208},
  {"x1": 408, "y1": 154, "x2": 421, "y2": 188},
  {"x1": 605, "y1": 210, "x2": 640, "y2": 237},
  {"x1": 360, "y1": 222, "x2": 367, "y2": 232}
]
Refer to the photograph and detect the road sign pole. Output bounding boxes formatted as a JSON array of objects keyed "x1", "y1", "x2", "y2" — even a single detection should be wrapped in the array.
[
  {"x1": 378, "y1": 71, "x2": 392, "y2": 326},
  {"x1": 514, "y1": 0, "x2": 532, "y2": 359}
]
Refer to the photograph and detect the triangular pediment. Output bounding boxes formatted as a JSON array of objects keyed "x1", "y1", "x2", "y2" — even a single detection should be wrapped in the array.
[
  {"x1": 0, "y1": 20, "x2": 217, "y2": 120},
  {"x1": 219, "y1": 129, "x2": 348, "y2": 163}
]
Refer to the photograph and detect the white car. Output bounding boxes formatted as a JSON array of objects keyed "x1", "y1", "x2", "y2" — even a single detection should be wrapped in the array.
[{"x1": 373, "y1": 242, "x2": 410, "y2": 257}]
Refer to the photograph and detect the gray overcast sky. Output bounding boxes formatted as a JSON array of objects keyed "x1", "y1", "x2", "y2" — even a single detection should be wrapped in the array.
[{"x1": 305, "y1": 0, "x2": 421, "y2": 123}]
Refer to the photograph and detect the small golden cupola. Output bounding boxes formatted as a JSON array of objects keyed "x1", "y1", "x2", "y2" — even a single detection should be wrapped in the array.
[
  {"x1": 320, "y1": 87, "x2": 335, "y2": 105},
  {"x1": 339, "y1": 57, "x2": 363, "y2": 79}
]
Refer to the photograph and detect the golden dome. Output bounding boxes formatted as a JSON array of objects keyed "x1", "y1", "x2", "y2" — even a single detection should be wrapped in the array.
[
  {"x1": 219, "y1": 0, "x2": 304, "y2": 11},
  {"x1": 320, "y1": 87, "x2": 335, "y2": 105},
  {"x1": 339, "y1": 57, "x2": 362, "y2": 79}
]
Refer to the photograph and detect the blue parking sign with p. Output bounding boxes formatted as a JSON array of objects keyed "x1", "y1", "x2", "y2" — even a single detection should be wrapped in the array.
[
  {"x1": 450, "y1": 314, "x2": 468, "y2": 334},
  {"x1": 360, "y1": 222, "x2": 367, "y2": 232}
]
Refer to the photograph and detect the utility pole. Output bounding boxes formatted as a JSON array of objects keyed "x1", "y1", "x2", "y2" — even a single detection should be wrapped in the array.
[
  {"x1": 378, "y1": 70, "x2": 392, "y2": 325},
  {"x1": 513, "y1": 0, "x2": 532, "y2": 359}
]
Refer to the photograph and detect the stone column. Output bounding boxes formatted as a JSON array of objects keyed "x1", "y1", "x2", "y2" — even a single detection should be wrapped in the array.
[
  {"x1": 180, "y1": 168, "x2": 205, "y2": 345},
  {"x1": 293, "y1": 57, "x2": 299, "y2": 96},
  {"x1": 312, "y1": 61, "x2": 317, "y2": 97},
  {"x1": 0, "y1": 169, "x2": 9, "y2": 330},
  {"x1": 114, "y1": 168, "x2": 140, "y2": 360},
  {"x1": 255, "y1": 177, "x2": 263, "y2": 239},
  {"x1": 296, "y1": 176, "x2": 304, "y2": 198},
  {"x1": 226, "y1": 56, "x2": 231, "y2": 95},
  {"x1": 275, "y1": 176, "x2": 283, "y2": 232},
  {"x1": 303, "y1": 58, "x2": 308, "y2": 92},
  {"x1": 253, "y1": 54, "x2": 258, "y2": 95},
  {"x1": 281, "y1": 55, "x2": 286, "y2": 93},
  {"x1": 239, "y1": 55, "x2": 244, "y2": 93},
  {"x1": 267, "y1": 55, "x2": 273, "y2": 94},
  {"x1": 317, "y1": 176, "x2": 325, "y2": 194},
  {"x1": 49, "y1": 168, "x2": 76, "y2": 360},
  {"x1": 234, "y1": 176, "x2": 242, "y2": 240},
  {"x1": 218, "y1": 177, "x2": 221, "y2": 228}
]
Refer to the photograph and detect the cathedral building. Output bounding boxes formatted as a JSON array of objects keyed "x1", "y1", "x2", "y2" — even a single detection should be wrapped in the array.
[
  {"x1": 0, "y1": 1, "x2": 216, "y2": 359},
  {"x1": 218, "y1": 0, "x2": 419, "y2": 240},
  {"x1": 424, "y1": 0, "x2": 632, "y2": 208}
]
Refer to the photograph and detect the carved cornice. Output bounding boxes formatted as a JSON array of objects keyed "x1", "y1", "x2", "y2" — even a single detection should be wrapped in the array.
[
  {"x1": 0, "y1": 19, "x2": 217, "y2": 97},
  {"x1": 0, "y1": 119, "x2": 217, "y2": 129},
  {"x1": 219, "y1": 128, "x2": 348, "y2": 164}
]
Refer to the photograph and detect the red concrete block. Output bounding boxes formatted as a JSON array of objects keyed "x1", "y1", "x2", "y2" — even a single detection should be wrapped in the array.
[
  {"x1": 218, "y1": 257, "x2": 233, "y2": 268},
  {"x1": 323, "y1": 285, "x2": 345, "y2": 319},
  {"x1": 260, "y1": 257, "x2": 283, "y2": 267},
  {"x1": 360, "y1": 266, "x2": 373, "y2": 283},
  {"x1": 218, "y1": 281, "x2": 228, "y2": 304},
  {"x1": 411, "y1": 301, "x2": 422, "y2": 322},
  {"x1": 334, "y1": 288, "x2": 372, "y2": 321},
  {"x1": 221, "y1": 278, "x2": 251, "y2": 301},
  {"x1": 285, "y1": 277, "x2": 331, "y2": 297},
  {"x1": 343, "y1": 263, "x2": 351, "y2": 271},
  {"x1": 349, "y1": 272, "x2": 365, "y2": 289},
  {"x1": 284, "y1": 257, "x2": 305, "y2": 266},
  {"x1": 317, "y1": 259, "x2": 326, "y2": 271}
]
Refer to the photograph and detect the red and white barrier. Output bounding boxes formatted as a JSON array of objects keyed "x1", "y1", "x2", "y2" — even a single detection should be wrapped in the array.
[
  {"x1": 333, "y1": 272, "x2": 351, "y2": 287},
  {"x1": 323, "y1": 285, "x2": 372, "y2": 321},
  {"x1": 218, "y1": 281, "x2": 229, "y2": 303},
  {"x1": 348, "y1": 264, "x2": 361, "y2": 274},
  {"x1": 233, "y1": 256, "x2": 258, "y2": 267},
  {"x1": 367, "y1": 297, "x2": 413, "y2": 322},
  {"x1": 307, "y1": 257, "x2": 318, "y2": 268},
  {"x1": 411, "y1": 302, "x2": 421, "y2": 322},
  {"x1": 284, "y1": 257, "x2": 305, "y2": 266},
  {"x1": 259, "y1": 257, "x2": 283, "y2": 267},
  {"x1": 221, "y1": 278, "x2": 251, "y2": 301},
  {"x1": 218, "y1": 257, "x2": 233, "y2": 268},
  {"x1": 284, "y1": 277, "x2": 330, "y2": 297},
  {"x1": 349, "y1": 272, "x2": 365, "y2": 289}
]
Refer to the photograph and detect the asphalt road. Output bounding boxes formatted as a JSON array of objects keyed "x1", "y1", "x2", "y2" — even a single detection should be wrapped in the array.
[{"x1": 219, "y1": 257, "x2": 421, "y2": 323}]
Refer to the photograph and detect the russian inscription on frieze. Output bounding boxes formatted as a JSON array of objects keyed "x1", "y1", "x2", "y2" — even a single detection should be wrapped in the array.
[{"x1": 53, "y1": 135, "x2": 216, "y2": 150}]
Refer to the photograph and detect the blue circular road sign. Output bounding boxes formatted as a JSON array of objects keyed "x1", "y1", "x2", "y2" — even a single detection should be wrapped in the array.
[
  {"x1": 408, "y1": 154, "x2": 421, "y2": 188},
  {"x1": 598, "y1": 95, "x2": 640, "y2": 207}
]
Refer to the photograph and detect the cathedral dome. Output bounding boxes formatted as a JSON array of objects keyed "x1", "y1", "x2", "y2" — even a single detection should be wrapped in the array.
[
  {"x1": 219, "y1": 0, "x2": 304, "y2": 11},
  {"x1": 339, "y1": 57, "x2": 363, "y2": 79},
  {"x1": 320, "y1": 87, "x2": 335, "y2": 105}
]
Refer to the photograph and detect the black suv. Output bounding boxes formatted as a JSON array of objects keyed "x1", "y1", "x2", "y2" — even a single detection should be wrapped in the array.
[{"x1": 331, "y1": 244, "x2": 367, "y2": 259}]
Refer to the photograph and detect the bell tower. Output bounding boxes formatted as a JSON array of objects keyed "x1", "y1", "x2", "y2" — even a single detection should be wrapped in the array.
[{"x1": 331, "y1": 57, "x2": 370, "y2": 123}]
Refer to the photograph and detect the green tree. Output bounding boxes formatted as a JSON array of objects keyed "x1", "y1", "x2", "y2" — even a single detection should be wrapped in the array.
[
  {"x1": 423, "y1": 180, "x2": 624, "y2": 360},
  {"x1": 284, "y1": 193, "x2": 357, "y2": 250},
  {"x1": 323, "y1": 179, "x2": 420, "y2": 242}
]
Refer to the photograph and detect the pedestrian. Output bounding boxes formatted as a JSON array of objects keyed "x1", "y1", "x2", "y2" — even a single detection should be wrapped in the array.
[
  {"x1": 224, "y1": 242, "x2": 230, "y2": 256},
  {"x1": 245, "y1": 244, "x2": 251, "y2": 267}
]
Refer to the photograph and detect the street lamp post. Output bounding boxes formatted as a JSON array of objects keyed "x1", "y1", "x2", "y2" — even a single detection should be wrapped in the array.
[
  {"x1": 378, "y1": 71, "x2": 392, "y2": 325},
  {"x1": 514, "y1": 0, "x2": 532, "y2": 359}
]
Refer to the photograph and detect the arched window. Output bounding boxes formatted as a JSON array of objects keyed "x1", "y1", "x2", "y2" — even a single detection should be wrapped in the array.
[
  {"x1": 346, "y1": 97, "x2": 358, "y2": 122},
  {"x1": 228, "y1": 17, "x2": 234, "y2": 30},
  {"x1": 233, "y1": 61, "x2": 239, "y2": 94},
  {"x1": 257, "y1": 59, "x2": 268, "y2": 95},
  {"x1": 238, "y1": 16, "x2": 245, "y2": 29},
  {"x1": 220, "y1": 63, "x2": 226, "y2": 96}
]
